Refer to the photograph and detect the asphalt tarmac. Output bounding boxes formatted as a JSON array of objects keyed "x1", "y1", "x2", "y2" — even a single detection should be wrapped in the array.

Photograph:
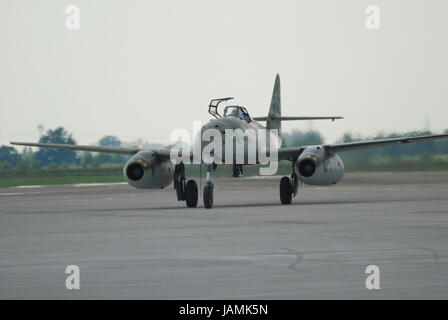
[{"x1": 1, "y1": 172, "x2": 448, "y2": 299}]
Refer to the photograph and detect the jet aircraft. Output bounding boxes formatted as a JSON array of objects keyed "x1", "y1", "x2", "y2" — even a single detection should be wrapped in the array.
[{"x1": 11, "y1": 75, "x2": 448, "y2": 209}]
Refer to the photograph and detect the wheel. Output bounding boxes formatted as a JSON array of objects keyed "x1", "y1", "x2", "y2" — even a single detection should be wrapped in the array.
[
  {"x1": 280, "y1": 176, "x2": 292, "y2": 205},
  {"x1": 232, "y1": 165, "x2": 239, "y2": 177},
  {"x1": 185, "y1": 180, "x2": 198, "y2": 208},
  {"x1": 203, "y1": 183, "x2": 214, "y2": 209},
  {"x1": 232, "y1": 164, "x2": 244, "y2": 177}
]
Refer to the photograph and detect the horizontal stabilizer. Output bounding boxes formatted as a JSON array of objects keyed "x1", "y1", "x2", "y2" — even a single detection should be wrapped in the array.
[{"x1": 253, "y1": 116, "x2": 343, "y2": 121}]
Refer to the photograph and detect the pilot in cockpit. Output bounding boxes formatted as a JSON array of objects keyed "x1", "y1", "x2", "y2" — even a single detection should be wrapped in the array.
[
  {"x1": 240, "y1": 109, "x2": 251, "y2": 122},
  {"x1": 224, "y1": 106, "x2": 251, "y2": 122},
  {"x1": 226, "y1": 107, "x2": 240, "y2": 118}
]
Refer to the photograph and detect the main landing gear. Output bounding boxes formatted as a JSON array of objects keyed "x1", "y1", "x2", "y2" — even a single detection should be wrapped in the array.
[
  {"x1": 176, "y1": 161, "x2": 299, "y2": 208},
  {"x1": 279, "y1": 166, "x2": 299, "y2": 205},
  {"x1": 232, "y1": 164, "x2": 244, "y2": 177},
  {"x1": 174, "y1": 163, "x2": 198, "y2": 208}
]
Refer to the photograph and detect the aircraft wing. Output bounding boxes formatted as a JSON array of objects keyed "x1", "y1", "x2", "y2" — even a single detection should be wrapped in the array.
[
  {"x1": 277, "y1": 147, "x2": 306, "y2": 160},
  {"x1": 10, "y1": 141, "x2": 141, "y2": 155},
  {"x1": 10, "y1": 141, "x2": 184, "y2": 161},
  {"x1": 323, "y1": 134, "x2": 448, "y2": 152},
  {"x1": 12, "y1": 133, "x2": 448, "y2": 161},
  {"x1": 276, "y1": 133, "x2": 448, "y2": 160}
]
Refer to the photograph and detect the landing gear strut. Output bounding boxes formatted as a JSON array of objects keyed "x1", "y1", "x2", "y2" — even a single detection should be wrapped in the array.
[
  {"x1": 279, "y1": 165, "x2": 299, "y2": 205},
  {"x1": 232, "y1": 164, "x2": 244, "y2": 177},
  {"x1": 174, "y1": 162, "x2": 198, "y2": 208}
]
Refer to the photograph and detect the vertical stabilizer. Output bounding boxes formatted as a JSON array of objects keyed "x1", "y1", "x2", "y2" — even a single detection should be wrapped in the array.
[{"x1": 267, "y1": 74, "x2": 281, "y2": 138}]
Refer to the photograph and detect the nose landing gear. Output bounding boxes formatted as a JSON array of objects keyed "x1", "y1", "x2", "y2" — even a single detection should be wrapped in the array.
[
  {"x1": 203, "y1": 164, "x2": 215, "y2": 209},
  {"x1": 203, "y1": 183, "x2": 214, "y2": 209},
  {"x1": 174, "y1": 162, "x2": 216, "y2": 209}
]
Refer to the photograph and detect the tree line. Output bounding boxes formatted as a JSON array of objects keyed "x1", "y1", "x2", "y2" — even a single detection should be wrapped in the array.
[
  {"x1": 1, "y1": 126, "x2": 448, "y2": 171},
  {"x1": 0, "y1": 127, "x2": 129, "y2": 170}
]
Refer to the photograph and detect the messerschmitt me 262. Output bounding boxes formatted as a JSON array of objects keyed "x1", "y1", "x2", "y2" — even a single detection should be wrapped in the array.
[{"x1": 12, "y1": 75, "x2": 448, "y2": 209}]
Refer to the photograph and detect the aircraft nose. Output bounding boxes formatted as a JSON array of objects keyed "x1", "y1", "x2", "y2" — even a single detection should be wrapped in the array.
[
  {"x1": 201, "y1": 123, "x2": 227, "y2": 142},
  {"x1": 202, "y1": 123, "x2": 225, "y2": 134},
  {"x1": 200, "y1": 123, "x2": 227, "y2": 150}
]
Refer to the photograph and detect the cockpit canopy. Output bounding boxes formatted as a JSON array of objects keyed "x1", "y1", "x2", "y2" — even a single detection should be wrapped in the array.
[{"x1": 223, "y1": 106, "x2": 251, "y2": 122}]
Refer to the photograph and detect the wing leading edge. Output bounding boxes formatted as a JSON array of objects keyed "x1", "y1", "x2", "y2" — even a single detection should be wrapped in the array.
[
  {"x1": 10, "y1": 141, "x2": 181, "y2": 161},
  {"x1": 10, "y1": 141, "x2": 140, "y2": 155},
  {"x1": 277, "y1": 133, "x2": 448, "y2": 160},
  {"x1": 323, "y1": 134, "x2": 448, "y2": 152}
]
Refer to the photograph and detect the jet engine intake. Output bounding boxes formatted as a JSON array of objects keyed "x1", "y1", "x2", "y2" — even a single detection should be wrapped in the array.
[{"x1": 298, "y1": 158, "x2": 316, "y2": 177}]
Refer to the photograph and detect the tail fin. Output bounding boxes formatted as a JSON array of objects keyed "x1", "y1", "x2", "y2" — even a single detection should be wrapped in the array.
[
  {"x1": 251, "y1": 74, "x2": 343, "y2": 147},
  {"x1": 266, "y1": 74, "x2": 281, "y2": 135}
]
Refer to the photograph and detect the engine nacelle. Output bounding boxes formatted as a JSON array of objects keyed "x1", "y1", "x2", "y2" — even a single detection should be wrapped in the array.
[
  {"x1": 294, "y1": 146, "x2": 344, "y2": 186},
  {"x1": 123, "y1": 150, "x2": 173, "y2": 189}
]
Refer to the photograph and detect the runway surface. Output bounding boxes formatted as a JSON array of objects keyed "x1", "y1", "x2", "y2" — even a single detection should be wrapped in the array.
[{"x1": 1, "y1": 172, "x2": 448, "y2": 299}]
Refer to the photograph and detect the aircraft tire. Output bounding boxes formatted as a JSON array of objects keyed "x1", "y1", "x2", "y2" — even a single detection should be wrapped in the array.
[
  {"x1": 185, "y1": 180, "x2": 198, "y2": 208},
  {"x1": 280, "y1": 176, "x2": 292, "y2": 205},
  {"x1": 232, "y1": 165, "x2": 238, "y2": 177},
  {"x1": 203, "y1": 183, "x2": 214, "y2": 209}
]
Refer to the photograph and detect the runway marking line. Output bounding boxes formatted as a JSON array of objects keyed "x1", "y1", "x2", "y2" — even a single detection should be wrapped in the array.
[
  {"x1": 0, "y1": 193, "x2": 25, "y2": 196},
  {"x1": 73, "y1": 182, "x2": 127, "y2": 187},
  {"x1": 10, "y1": 185, "x2": 46, "y2": 189},
  {"x1": 245, "y1": 217, "x2": 332, "y2": 223}
]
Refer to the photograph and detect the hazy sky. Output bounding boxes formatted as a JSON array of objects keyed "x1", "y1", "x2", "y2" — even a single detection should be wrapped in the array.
[{"x1": 1, "y1": 0, "x2": 447, "y2": 147}]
